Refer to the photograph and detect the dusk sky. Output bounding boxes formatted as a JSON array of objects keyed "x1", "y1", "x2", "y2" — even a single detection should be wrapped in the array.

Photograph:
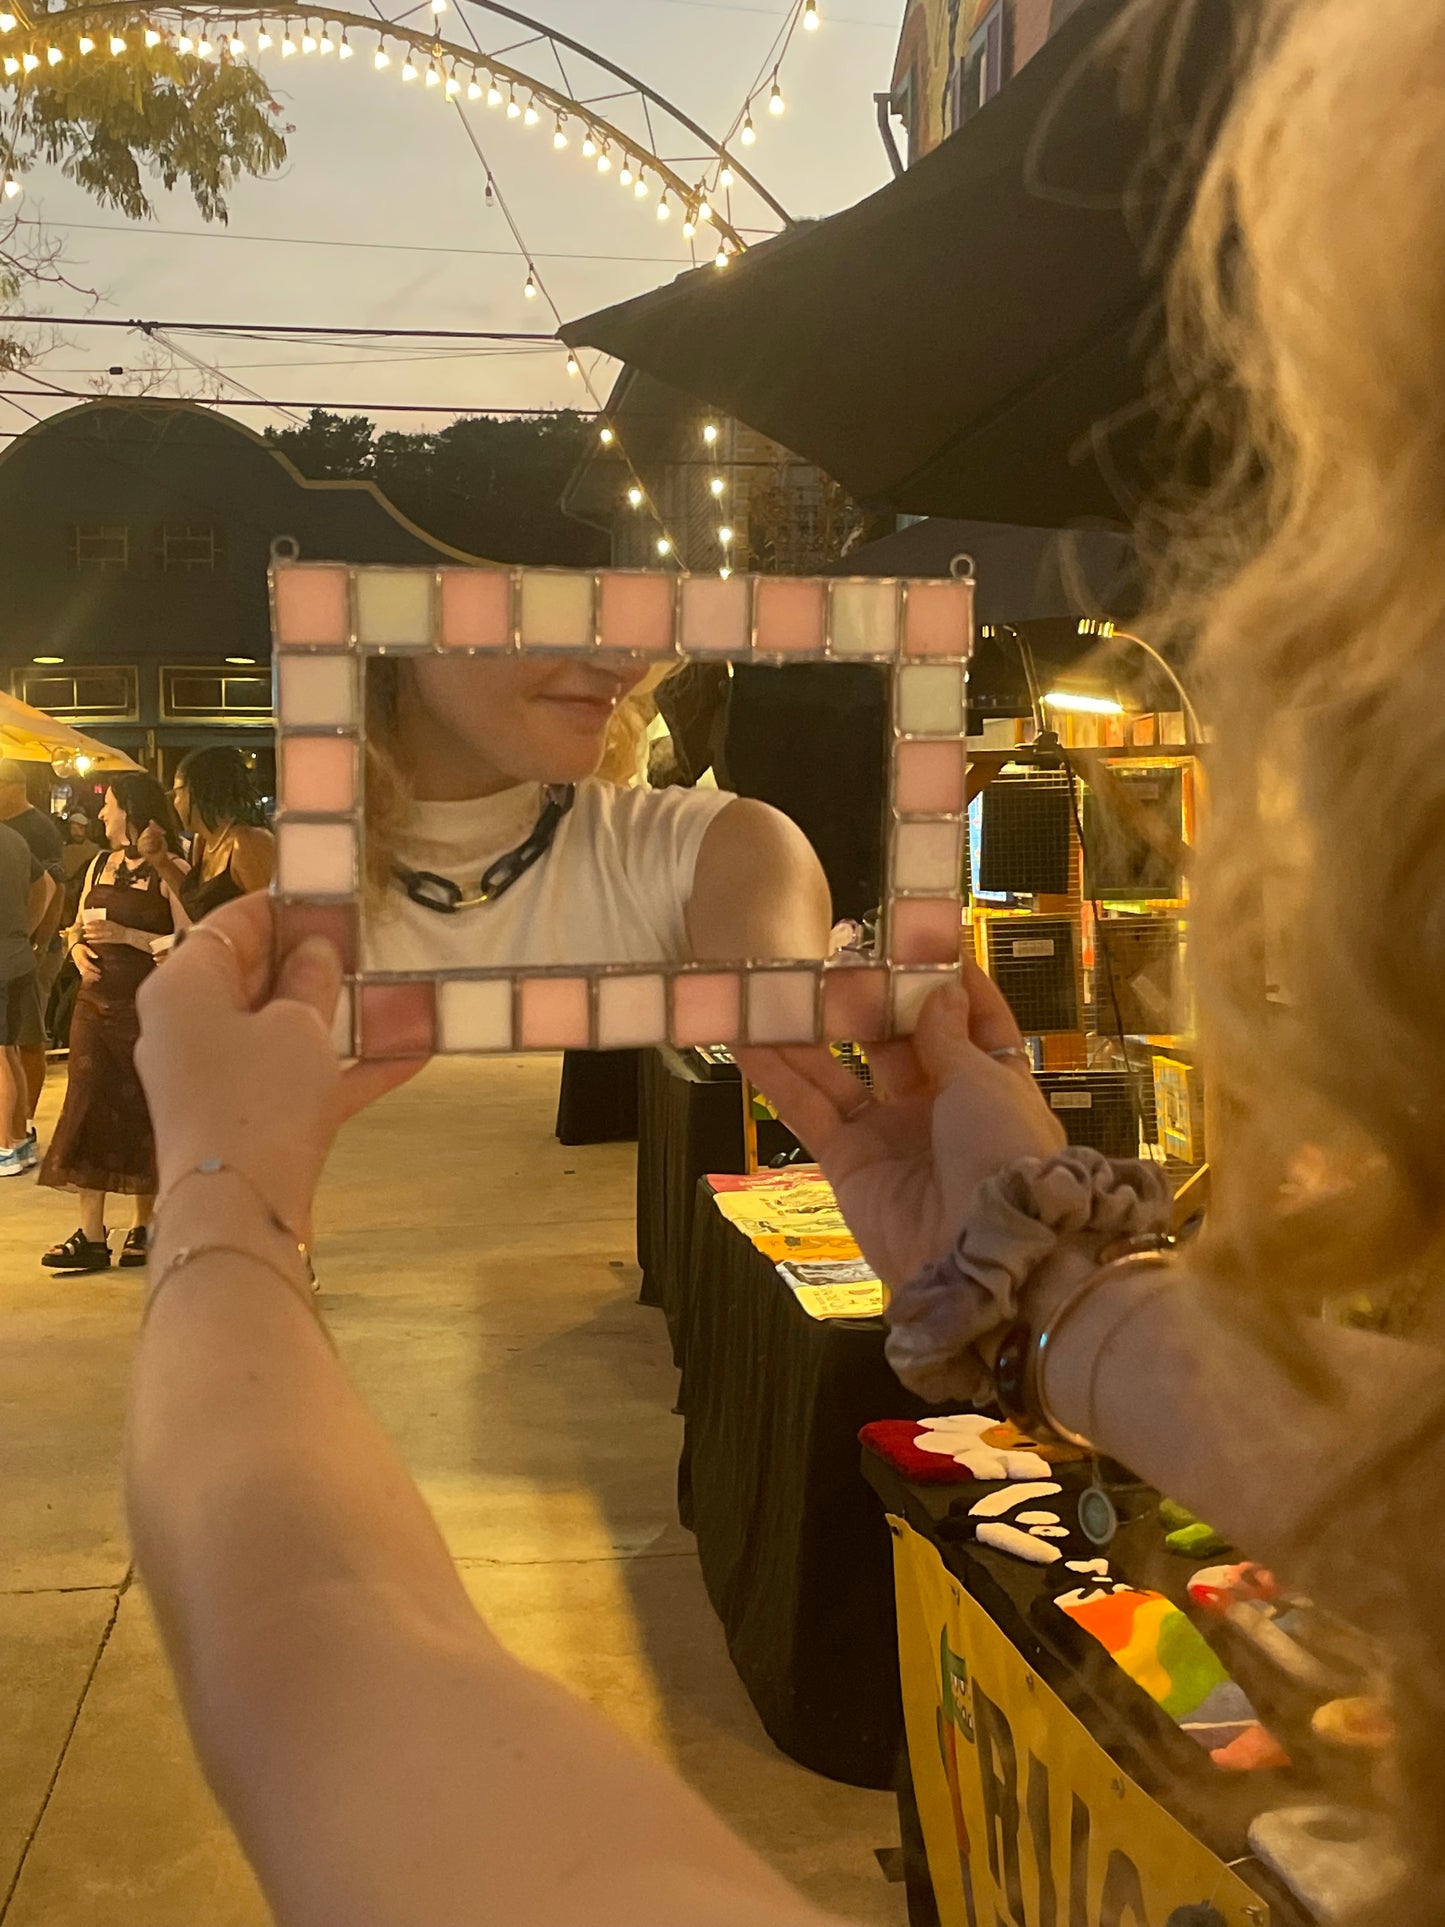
[{"x1": 9, "y1": 0, "x2": 903, "y2": 434}]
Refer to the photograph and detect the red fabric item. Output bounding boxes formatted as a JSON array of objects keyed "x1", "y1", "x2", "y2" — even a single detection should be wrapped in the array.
[{"x1": 859, "y1": 1419, "x2": 980, "y2": 1484}]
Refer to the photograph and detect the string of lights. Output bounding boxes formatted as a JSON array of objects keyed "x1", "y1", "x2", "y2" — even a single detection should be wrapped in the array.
[{"x1": 0, "y1": 2, "x2": 788, "y2": 270}]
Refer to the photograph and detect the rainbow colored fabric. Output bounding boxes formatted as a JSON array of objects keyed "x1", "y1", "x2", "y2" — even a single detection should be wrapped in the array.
[{"x1": 1058, "y1": 1587, "x2": 1288, "y2": 1771}]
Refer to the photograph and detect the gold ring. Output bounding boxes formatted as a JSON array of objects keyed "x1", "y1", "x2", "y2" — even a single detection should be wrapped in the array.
[{"x1": 843, "y1": 1092, "x2": 874, "y2": 1123}]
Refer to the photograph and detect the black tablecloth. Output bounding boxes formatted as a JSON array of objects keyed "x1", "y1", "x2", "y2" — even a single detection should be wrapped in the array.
[
  {"x1": 865, "y1": 1459, "x2": 1323, "y2": 1923},
  {"x1": 676, "y1": 1184, "x2": 933, "y2": 1789},
  {"x1": 635, "y1": 1048, "x2": 746, "y2": 1339},
  {"x1": 554, "y1": 1049, "x2": 641, "y2": 1146}
]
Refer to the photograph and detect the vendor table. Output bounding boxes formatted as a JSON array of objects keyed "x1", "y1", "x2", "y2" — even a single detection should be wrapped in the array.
[
  {"x1": 865, "y1": 1458, "x2": 1327, "y2": 1927},
  {"x1": 554, "y1": 1048, "x2": 641, "y2": 1146},
  {"x1": 675, "y1": 1179, "x2": 933, "y2": 1789},
  {"x1": 635, "y1": 1048, "x2": 746, "y2": 1340}
]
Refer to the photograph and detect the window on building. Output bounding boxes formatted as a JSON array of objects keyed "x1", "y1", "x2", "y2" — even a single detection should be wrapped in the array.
[
  {"x1": 160, "y1": 664, "x2": 271, "y2": 721},
  {"x1": 154, "y1": 523, "x2": 227, "y2": 574},
  {"x1": 71, "y1": 525, "x2": 130, "y2": 572},
  {"x1": 964, "y1": 3, "x2": 1006, "y2": 119},
  {"x1": 15, "y1": 665, "x2": 139, "y2": 721}
]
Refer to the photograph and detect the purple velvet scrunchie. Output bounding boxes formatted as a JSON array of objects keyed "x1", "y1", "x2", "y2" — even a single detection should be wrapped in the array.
[{"x1": 884, "y1": 1147, "x2": 1172, "y2": 1404}]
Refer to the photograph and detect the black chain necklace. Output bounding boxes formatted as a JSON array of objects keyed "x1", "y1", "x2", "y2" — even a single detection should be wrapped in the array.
[{"x1": 395, "y1": 785, "x2": 576, "y2": 915}]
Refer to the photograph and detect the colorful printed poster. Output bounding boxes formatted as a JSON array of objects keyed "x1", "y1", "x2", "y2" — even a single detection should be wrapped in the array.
[{"x1": 778, "y1": 1257, "x2": 886, "y2": 1321}]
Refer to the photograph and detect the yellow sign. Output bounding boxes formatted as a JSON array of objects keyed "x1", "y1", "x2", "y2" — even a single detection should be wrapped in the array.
[{"x1": 890, "y1": 1520, "x2": 1267, "y2": 1927}]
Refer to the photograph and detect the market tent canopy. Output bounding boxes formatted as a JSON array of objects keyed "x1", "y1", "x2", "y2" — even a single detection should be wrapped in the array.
[
  {"x1": 563, "y1": 0, "x2": 1231, "y2": 527},
  {"x1": 0, "y1": 692, "x2": 142, "y2": 773}
]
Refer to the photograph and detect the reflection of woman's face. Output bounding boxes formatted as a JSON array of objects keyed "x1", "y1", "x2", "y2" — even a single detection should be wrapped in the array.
[
  {"x1": 399, "y1": 657, "x2": 649, "y2": 798},
  {"x1": 170, "y1": 778, "x2": 197, "y2": 834},
  {"x1": 100, "y1": 790, "x2": 129, "y2": 849}
]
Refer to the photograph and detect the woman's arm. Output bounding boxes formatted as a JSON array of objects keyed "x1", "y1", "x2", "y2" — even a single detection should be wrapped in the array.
[
  {"x1": 686, "y1": 798, "x2": 833, "y2": 963},
  {"x1": 229, "y1": 826, "x2": 276, "y2": 895},
  {"x1": 127, "y1": 898, "x2": 843, "y2": 1927}
]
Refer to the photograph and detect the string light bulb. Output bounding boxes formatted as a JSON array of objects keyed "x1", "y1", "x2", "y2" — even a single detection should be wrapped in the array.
[
  {"x1": 177, "y1": 32, "x2": 194, "y2": 53},
  {"x1": 506, "y1": 88, "x2": 520, "y2": 117},
  {"x1": 552, "y1": 118, "x2": 568, "y2": 149},
  {"x1": 20, "y1": 47, "x2": 38, "y2": 68},
  {"x1": 445, "y1": 69, "x2": 461, "y2": 96},
  {"x1": 2, "y1": 176, "x2": 20, "y2": 200},
  {"x1": 110, "y1": 32, "x2": 127, "y2": 54},
  {"x1": 566, "y1": 353, "x2": 580, "y2": 378},
  {"x1": 401, "y1": 51, "x2": 418, "y2": 79},
  {"x1": 523, "y1": 98, "x2": 540, "y2": 126},
  {"x1": 256, "y1": 26, "x2": 271, "y2": 49},
  {"x1": 769, "y1": 73, "x2": 785, "y2": 115},
  {"x1": 1, "y1": 54, "x2": 17, "y2": 75},
  {"x1": 709, "y1": 477, "x2": 725, "y2": 497},
  {"x1": 803, "y1": 0, "x2": 819, "y2": 27},
  {"x1": 697, "y1": 197, "x2": 712, "y2": 223},
  {"x1": 634, "y1": 174, "x2": 650, "y2": 200},
  {"x1": 702, "y1": 423, "x2": 719, "y2": 446},
  {"x1": 682, "y1": 212, "x2": 696, "y2": 239},
  {"x1": 487, "y1": 80, "x2": 503, "y2": 105},
  {"x1": 741, "y1": 112, "x2": 756, "y2": 146},
  {"x1": 715, "y1": 247, "x2": 730, "y2": 268},
  {"x1": 339, "y1": 32, "x2": 353, "y2": 57},
  {"x1": 229, "y1": 33, "x2": 246, "y2": 55},
  {"x1": 523, "y1": 268, "x2": 538, "y2": 299},
  {"x1": 720, "y1": 565, "x2": 733, "y2": 580},
  {"x1": 319, "y1": 30, "x2": 335, "y2": 55},
  {"x1": 618, "y1": 160, "x2": 634, "y2": 187},
  {"x1": 79, "y1": 33, "x2": 95, "y2": 52},
  {"x1": 656, "y1": 538, "x2": 673, "y2": 558},
  {"x1": 46, "y1": 44, "x2": 63, "y2": 65},
  {"x1": 484, "y1": 178, "x2": 494, "y2": 205},
  {"x1": 373, "y1": 41, "x2": 390, "y2": 66},
  {"x1": 425, "y1": 59, "x2": 441, "y2": 87},
  {"x1": 431, "y1": 0, "x2": 446, "y2": 11},
  {"x1": 581, "y1": 132, "x2": 597, "y2": 158},
  {"x1": 467, "y1": 75, "x2": 482, "y2": 99},
  {"x1": 301, "y1": 30, "x2": 318, "y2": 54},
  {"x1": 656, "y1": 193, "x2": 671, "y2": 222},
  {"x1": 0, "y1": 13, "x2": 14, "y2": 31},
  {"x1": 281, "y1": 27, "x2": 297, "y2": 56},
  {"x1": 719, "y1": 164, "x2": 734, "y2": 188},
  {"x1": 718, "y1": 525, "x2": 734, "y2": 545},
  {"x1": 197, "y1": 34, "x2": 214, "y2": 56},
  {"x1": 627, "y1": 486, "x2": 643, "y2": 508},
  {"x1": 597, "y1": 148, "x2": 612, "y2": 174}
]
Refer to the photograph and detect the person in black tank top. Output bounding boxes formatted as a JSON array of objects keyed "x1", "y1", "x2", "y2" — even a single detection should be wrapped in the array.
[{"x1": 140, "y1": 747, "x2": 275, "y2": 928}]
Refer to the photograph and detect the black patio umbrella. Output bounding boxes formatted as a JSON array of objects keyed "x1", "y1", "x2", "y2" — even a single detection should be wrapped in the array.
[{"x1": 562, "y1": 0, "x2": 1235, "y2": 527}]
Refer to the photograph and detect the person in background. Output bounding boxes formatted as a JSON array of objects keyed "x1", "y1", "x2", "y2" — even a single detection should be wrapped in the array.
[
  {"x1": 0, "y1": 759, "x2": 65, "y2": 1153},
  {"x1": 48, "y1": 813, "x2": 105, "y2": 1050},
  {"x1": 38, "y1": 776, "x2": 187, "y2": 1272},
  {"x1": 0, "y1": 820, "x2": 57, "y2": 1178},
  {"x1": 139, "y1": 747, "x2": 274, "y2": 925}
]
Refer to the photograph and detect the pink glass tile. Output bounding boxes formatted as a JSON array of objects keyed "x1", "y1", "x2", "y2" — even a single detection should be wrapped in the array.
[
  {"x1": 440, "y1": 569, "x2": 513, "y2": 650},
  {"x1": 895, "y1": 741, "x2": 966, "y2": 815},
  {"x1": 282, "y1": 736, "x2": 357, "y2": 815},
  {"x1": 892, "y1": 967, "x2": 961, "y2": 1034},
  {"x1": 829, "y1": 579, "x2": 899, "y2": 658},
  {"x1": 822, "y1": 966, "x2": 890, "y2": 1043},
  {"x1": 755, "y1": 577, "x2": 827, "y2": 656},
  {"x1": 360, "y1": 980, "x2": 436, "y2": 1060},
  {"x1": 679, "y1": 575, "x2": 750, "y2": 656},
  {"x1": 890, "y1": 897, "x2": 963, "y2": 966},
  {"x1": 745, "y1": 969, "x2": 821, "y2": 1045},
  {"x1": 671, "y1": 972, "x2": 741, "y2": 1046},
  {"x1": 596, "y1": 973, "x2": 667, "y2": 1048},
  {"x1": 276, "y1": 899, "x2": 358, "y2": 975},
  {"x1": 520, "y1": 571, "x2": 595, "y2": 649},
  {"x1": 519, "y1": 976, "x2": 591, "y2": 1048},
  {"x1": 903, "y1": 579, "x2": 973, "y2": 659},
  {"x1": 599, "y1": 572, "x2": 676, "y2": 654},
  {"x1": 273, "y1": 566, "x2": 350, "y2": 648}
]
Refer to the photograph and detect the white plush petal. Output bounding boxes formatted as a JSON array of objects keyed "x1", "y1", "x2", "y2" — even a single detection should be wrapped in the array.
[
  {"x1": 915, "y1": 1433, "x2": 972, "y2": 1455},
  {"x1": 917, "y1": 1415, "x2": 994, "y2": 1437},
  {"x1": 1029, "y1": 1525, "x2": 1069, "y2": 1539},
  {"x1": 968, "y1": 1481, "x2": 1062, "y2": 1519},
  {"x1": 1066, "y1": 1558, "x2": 1111, "y2": 1576},
  {"x1": 977, "y1": 1522, "x2": 1062, "y2": 1565},
  {"x1": 1017, "y1": 1511, "x2": 1061, "y2": 1526},
  {"x1": 953, "y1": 1448, "x2": 1010, "y2": 1479},
  {"x1": 1002, "y1": 1451, "x2": 1053, "y2": 1480}
]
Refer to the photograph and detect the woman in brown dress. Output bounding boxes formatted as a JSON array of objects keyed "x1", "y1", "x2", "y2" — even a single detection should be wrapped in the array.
[{"x1": 39, "y1": 775, "x2": 188, "y2": 1274}]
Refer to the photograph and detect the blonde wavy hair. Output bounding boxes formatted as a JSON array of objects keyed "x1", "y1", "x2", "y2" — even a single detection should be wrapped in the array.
[
  {"x1": 1141, "y1": 0, "x2": 1445, "y2": 1907},
  {"x1": 363, "y1": 658, "x2": 666, "y2": 905}
]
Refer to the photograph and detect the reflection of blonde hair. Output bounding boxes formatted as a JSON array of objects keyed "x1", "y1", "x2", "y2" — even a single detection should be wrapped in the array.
[
  {"x1": 1147, "y1": 0, "x2": 1445, "y2": 1907},
  {"x1": 364, "y1": 658, "x2": 668, "y2": 901}
]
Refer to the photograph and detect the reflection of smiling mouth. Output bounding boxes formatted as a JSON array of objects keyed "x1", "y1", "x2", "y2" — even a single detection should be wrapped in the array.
[{"x1": 537, "y1": 689, "x2": 621, "y2": 728}]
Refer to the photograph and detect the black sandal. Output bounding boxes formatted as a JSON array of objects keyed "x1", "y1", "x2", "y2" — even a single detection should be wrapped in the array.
[
  {"x1": 118, "y1": 1227, "x2": 149, "y2": 1269},
  {"x1": 42, "y1": 1228, "x2": 112, "y2": 1273}
]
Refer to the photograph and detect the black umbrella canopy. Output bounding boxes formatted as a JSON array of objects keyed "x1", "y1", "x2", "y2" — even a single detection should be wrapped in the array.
[{"x1": 563, "y1": 0, "x2": 1234, "y2": 528}]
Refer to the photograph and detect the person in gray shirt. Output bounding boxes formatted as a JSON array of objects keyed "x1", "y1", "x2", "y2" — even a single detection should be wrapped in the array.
[{"x1": 0, "y1": 819, "x2": 56, "y2": 1176}]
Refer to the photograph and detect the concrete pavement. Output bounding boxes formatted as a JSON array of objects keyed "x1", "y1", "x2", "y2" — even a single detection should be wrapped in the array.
[{"x1": 0, "y1": 1054, "x2": 906, "y2": 1925}]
